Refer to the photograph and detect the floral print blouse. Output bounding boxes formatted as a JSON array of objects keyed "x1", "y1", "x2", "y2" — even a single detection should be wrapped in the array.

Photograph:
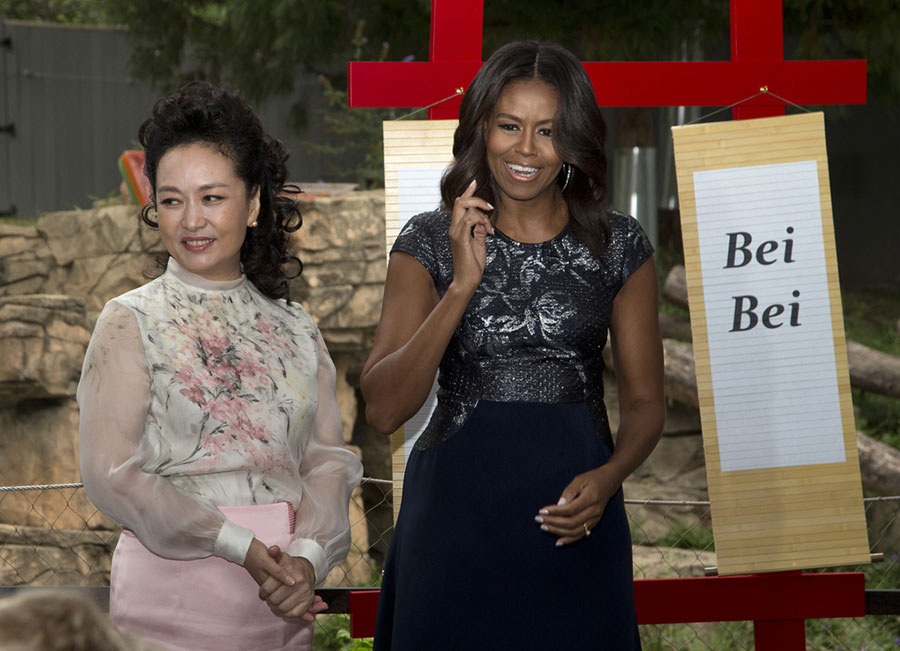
[{"x1": 77, "y1": 258, "x2": 362, "y2": 585}]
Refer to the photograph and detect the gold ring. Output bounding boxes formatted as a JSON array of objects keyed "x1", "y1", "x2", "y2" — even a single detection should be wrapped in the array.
[{"x1": 583, "y1": 523, "x2": 591, "y2": 537}]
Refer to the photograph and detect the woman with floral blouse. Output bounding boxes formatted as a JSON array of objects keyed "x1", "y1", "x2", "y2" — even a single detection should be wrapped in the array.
[{"x1": 77, "y1": 81, "x2": 362, "y2": 651}]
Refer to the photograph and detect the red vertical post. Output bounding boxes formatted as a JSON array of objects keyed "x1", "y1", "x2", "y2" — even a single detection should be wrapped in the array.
[
  {"x1": 427, "y1": 0, "x2": 483, "y2": 118},
  {"x1": 730, "y1": 0, "x2": 786, "y2": 119},
  {"x1": 754, "y1": 620, "x2": 807, "y2": 648},
  {"x1": 751, "y1": 571, "x2": 806, "y2": 650}
]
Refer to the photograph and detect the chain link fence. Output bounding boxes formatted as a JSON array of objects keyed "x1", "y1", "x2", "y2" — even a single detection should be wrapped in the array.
[{"x1": 1, "y1": 481, "x2": 898, "y2": 649}]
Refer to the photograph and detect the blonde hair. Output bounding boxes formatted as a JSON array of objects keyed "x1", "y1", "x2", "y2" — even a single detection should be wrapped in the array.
[{"x1": 0, "y1": 589, "x2": 154, "y2": 651}]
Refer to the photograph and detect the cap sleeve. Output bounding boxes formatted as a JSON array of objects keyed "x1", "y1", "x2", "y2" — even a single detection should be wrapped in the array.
[
  {"x1": 390, "y1": 210, "x2": 447, "y2": 283},
  {"x1": 612, "y1": 212, "x2": 654, "y2": 289}
]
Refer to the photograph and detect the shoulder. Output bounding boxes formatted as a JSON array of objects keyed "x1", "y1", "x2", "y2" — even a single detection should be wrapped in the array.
[
  {"x1": 256, "y1": 287, "x2": 319, "y2": 331},
  {"x1": 604, "y1": 211, "x2": 654, "y2": 282},
  {"x1": 608, "y1": 210, "x2": 646, "y2": 241},
  {"x1": 392, "y1": 209, "x2": 450, "y2": 275},
  {"x1": 396, "y1": 209, "x2": 449, "y2": 241},
  {"x1": 105, "y1": 276, "x2": 164, "y2": 314},
  {"x1": 607, "y1": 211, "x2": 653, "y2": 254}
]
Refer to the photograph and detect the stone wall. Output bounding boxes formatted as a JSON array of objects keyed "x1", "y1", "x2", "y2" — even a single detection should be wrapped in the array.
[{"x1": 0, "y1": 191, "x2": 390, "y2": 586}]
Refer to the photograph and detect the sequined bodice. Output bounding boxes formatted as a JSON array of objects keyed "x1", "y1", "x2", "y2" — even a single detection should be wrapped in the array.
[{"x1": 392, "y1": 210, "x2": 653, "y2": 451}]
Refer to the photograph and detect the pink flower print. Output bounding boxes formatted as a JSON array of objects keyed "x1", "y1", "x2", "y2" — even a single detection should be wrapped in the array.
[
  {"x1": 202, "y1": 334, "x2": 231, "y2": 359},
  {"x1": 180, "y1": 384, "x2": 207, "y2": 407},
  {"x1": 208, "y1": 396, "x2": 240, "y2": 424},
  {"x1": 200, "y1": 433, "x2": 229, "y2": 455},
  {"x1": 173, "y1": 363, "x2": 196, "y2": 386},
  {"x1": 235, "y1": 357, "x2": 267, "y2": 384}
]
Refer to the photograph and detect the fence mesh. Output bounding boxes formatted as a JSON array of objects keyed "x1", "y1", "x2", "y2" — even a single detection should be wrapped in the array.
[{"x1": 1, "y1": 481, "x2": 898, "y2": 650}]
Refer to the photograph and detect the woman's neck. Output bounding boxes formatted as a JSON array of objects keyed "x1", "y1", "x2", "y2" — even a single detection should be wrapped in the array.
[{"x1": 493, "y1": 192, "x2": 569, "y2": 244}]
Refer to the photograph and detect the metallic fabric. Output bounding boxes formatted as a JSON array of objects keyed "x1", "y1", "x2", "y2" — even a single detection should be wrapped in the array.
[{"x1": 392, "y1": 210, "x2": 653, "y2": 451}]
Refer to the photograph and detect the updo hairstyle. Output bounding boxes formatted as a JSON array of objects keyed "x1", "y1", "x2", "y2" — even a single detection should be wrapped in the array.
[{"x1": 138, "y1": 80, "x2": 302, "y2": 300}]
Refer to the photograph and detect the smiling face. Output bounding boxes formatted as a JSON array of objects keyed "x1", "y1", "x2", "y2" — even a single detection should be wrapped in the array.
[
  {"x1": 485, "y1": 80, "x2": 563, "y2": 208},
  {"x1": 155, "y1": 142, "x2": 259, "y2": 281}
]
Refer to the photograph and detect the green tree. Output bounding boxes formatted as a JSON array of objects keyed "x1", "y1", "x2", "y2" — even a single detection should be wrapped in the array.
[
  {"x1": 97, "y1": 0, "x2": 430, "y2": 102},
  {"x1": 0, "y1": 0, "x2": 108, "y2": 23}
]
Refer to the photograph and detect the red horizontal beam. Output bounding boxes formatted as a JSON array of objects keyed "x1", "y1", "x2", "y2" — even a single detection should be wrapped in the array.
[
  {"x1": 348, "y1": 61, "x2": 481, "y2": 109},
  {"x1": 634, "y1": 572, "x2": 866, "y2": 625},
  {"x1": 348, "y1": 573, "x2": 865, "y2": 638},
  {"x1": 348, "y1": 59, "x2": 865, "y2": 109}
]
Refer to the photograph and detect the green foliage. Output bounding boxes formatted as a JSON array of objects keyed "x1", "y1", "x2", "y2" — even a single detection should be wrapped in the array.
[
  {"x1": 0, "y1": 0, "x2": 109, "y2": 23},
  {"x1": 784, "y1": 0, "x2": 900, "y2": 113},
  {"x1": 313, "y1": 615, "x2": 373, "y2": 651},
  {"x1": 841, "y1": 285, "x2": 900, "y2": 448},
  {"x1": 842, "y1": 288, "x2": 900, "y2": 357},
  {"x1": 299, "y1": 23, "x2": 399, "y2": 189},
  {"x1": 96, "y1": 0, "x2": 430, "y2": 102},
  {"x1": 0, "y1": 214, "x2": 34, "y2": 225},
  {"x1": 855, "y1": 389, "x2": 900, "y2": 449}
]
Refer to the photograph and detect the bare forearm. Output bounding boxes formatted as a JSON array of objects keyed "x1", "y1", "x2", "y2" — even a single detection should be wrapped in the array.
[
  {"x1": 604, "y1": 398, "x2": 666, "y2": 486},
  {"x1": 362, "y1": 282, "x2": 475, "y2": 433}
]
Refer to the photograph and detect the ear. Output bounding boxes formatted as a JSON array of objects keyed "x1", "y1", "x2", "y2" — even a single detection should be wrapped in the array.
[{"x1": 247, "y1": 186, "x2": 261, "y2": 226}]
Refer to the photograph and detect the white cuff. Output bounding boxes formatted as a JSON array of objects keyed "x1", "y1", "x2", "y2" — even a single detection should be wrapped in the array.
[
  {"x1": 213, "y1": 519, "x2": 255, "y2": 565},
  {"x1": 287, "y1": 538, "x2": 328, "y2": 587}
]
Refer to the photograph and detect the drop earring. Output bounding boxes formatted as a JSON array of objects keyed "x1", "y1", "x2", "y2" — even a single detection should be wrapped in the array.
[{"x1": 560, "y1": 163, "x2": 573, "y2": 192}]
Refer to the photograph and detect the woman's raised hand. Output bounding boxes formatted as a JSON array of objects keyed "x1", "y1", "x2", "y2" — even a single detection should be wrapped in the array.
[{"x1": 449, "y1": 179, "x2": 494, "y2": 294}]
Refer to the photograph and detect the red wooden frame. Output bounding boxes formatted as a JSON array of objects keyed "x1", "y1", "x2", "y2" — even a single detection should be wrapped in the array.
[
  {"x1": 346, "y1": 1, "x2": 869, "y2": 647},
  {"x1": 347, "y1": 0, "x2": 866, "y2": 119},
  {"x1": 349, "y1": 572, "x2": 866, "y2": 645}
]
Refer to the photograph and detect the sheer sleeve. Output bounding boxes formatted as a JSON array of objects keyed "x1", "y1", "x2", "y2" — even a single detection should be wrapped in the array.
[
  {"x1": 77, "y1": 301, "x2": 254, "y2": 565},
  {"x1": 287, "y1": 331, "x2": 363, "y2": 586}
]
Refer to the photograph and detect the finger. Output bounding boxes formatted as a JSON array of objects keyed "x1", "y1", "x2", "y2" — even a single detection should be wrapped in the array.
[
  {"x1": 271, "y1": 591, "x2": 311, "y2": 616},
  {"x1": 452, "y1": 201, "x2": 495, "y2": 228},
  {"x1": 462, "y1": 178, "x2": 477, "y2": 198},
  {"x1": 268, "y1": 590, "x2": 313, "y2": 619},
  {"x1": 539, "y1": 478, "x2": 593, "y2": 516},
  {"x1": 538, "y1": 517, "x2": 591, "y2": 539},
  {"x1": 555, "y1": 519, "x2": 598, "y2": 547},
  {"x1": 258, "y1": 575, "x2": 283, "y2": 601},
  {"x1": 260, "y1": 554, "x2": 296, "y2": 589},
  {"x1": 267, "y1": 545, "x2": 282, "y2": 561},
  {"x1": 538, "y1": 495, "x2": 581, "y2": 517},
  {"x1": 556, "y1": 535, "x2": 582, "y2": 547}
]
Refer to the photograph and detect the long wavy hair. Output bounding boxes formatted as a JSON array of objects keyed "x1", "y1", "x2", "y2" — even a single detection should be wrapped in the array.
[
  {"x1": 441, "y1": 40, "x2": 611, "y2": 255},
  {"x1": 138, "y1": 81, "x2": 302, "y2": 300}
]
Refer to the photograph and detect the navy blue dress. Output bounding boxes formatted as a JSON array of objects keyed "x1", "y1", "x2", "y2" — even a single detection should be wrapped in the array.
[{"x1": 374, "y1": 210, "x2": 653, "y2": 650}]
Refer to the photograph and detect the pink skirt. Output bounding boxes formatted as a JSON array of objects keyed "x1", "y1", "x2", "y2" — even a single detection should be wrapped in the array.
[{"x1": 110, "y1": 502, "x2": 313, "y2": 651}]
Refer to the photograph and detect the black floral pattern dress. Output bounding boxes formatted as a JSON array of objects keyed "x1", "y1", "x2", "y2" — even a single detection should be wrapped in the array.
[{"x1": 374, "y1": 210, "x2": 653, "y2": 650}]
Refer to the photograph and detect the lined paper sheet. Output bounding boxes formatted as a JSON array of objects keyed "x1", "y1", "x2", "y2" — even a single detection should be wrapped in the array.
[
  {"x1": 671, "y1": 113, "x2": 869, "y2": 575},
  {"x1": 383, "y1": 120, "x2": 457, "y2": 520},
  {"x1": 694, "y1": 161, "x2": 844, "y2": 471}
]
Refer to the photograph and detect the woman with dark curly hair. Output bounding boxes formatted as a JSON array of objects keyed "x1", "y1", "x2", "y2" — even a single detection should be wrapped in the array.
[
  {"x1": 362, "y1": 41, "x2": 664, "y2": 649},
  {"x1": 78, "y1": 81, "x2": 362, "y2": 650}
]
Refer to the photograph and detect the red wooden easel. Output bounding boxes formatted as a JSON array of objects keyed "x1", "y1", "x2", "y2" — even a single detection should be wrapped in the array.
[{"x1": 346, "y1": 1, "x2": 869, "y2": 647}]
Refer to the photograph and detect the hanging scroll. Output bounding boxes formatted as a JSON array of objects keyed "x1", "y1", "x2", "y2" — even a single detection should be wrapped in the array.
[
  {"x1": 671, "y1": 112, "x2": 869, "y2": 574},
  {"x1": 382, "y1": 119, "x2": 457, "y2": 521}
]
